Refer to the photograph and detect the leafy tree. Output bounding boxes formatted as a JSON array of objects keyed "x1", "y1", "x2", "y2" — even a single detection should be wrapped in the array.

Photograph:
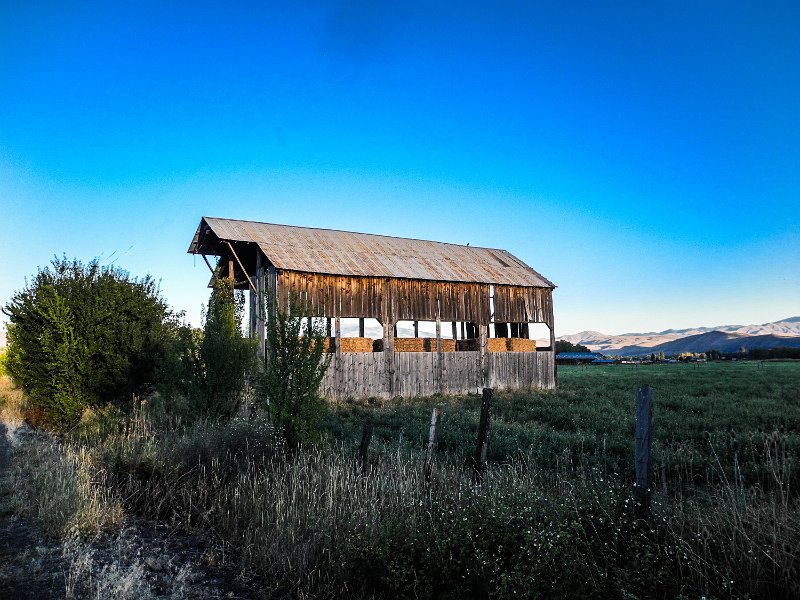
[
  {"x1": 262, "y1": 296, "x2": 331, "y2": 449},
  {"x1": 3, "y1": 257, "x2": 177, "y2": 427},
  {"x1": 555, "y1": 340, "x2": 590, "y2": 353},
  {"x1": 197, "y1": 274, "x2": 256, "y2": 419}
]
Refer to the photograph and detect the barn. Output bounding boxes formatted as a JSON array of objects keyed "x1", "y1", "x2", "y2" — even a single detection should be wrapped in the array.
[{"x1": 188, "y1": 217, "x2": 556, "y2": 399}]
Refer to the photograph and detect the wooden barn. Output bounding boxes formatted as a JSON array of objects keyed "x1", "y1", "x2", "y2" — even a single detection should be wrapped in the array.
[{"x1": 188, "y1": 217, "x2": 556, "y2": 399}]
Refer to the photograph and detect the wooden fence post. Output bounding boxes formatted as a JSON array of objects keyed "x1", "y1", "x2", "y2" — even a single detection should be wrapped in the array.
[
  {"x1": 473, "y1": 388, "x2": 493, "y2": 482},
  {"x1": 424, "y1": 408, "x2": 441, "y2": 483},
  {"x1": 634, "y1": 385, "x2": 653, "y2": 518},
  {"x1": 358, "y1": 418, "x2": 374, "y2": 474}
]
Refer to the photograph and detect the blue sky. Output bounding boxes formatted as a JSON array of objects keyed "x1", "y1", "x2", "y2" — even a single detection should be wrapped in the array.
[{"x1": 1, "y1": 1, "x2": 798, "y2": 335}]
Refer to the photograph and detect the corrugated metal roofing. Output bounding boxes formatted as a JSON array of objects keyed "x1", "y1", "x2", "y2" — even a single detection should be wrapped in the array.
[{"x1": 189, "y1": 217, "x2": 555, "y2": 288}]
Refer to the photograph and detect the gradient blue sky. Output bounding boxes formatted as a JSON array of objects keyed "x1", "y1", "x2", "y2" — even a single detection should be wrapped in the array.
[{"x1": 1, "y1": 1, "x2": 798, "y2": 335}]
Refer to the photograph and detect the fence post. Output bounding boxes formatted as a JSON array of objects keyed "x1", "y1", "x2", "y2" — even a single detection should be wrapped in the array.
[
  {"x1": 634, "y1": 385, "x2": 653, "y2": 518},
  {"x1": 473, "y1": 387, "x2": 493, "y2": 482},
  {"x1": 358, "y1": 418, "x2": 374, "y2": 474},
  {"x1": 424, "y1": 408, "x2": 441, "y2": 483}
]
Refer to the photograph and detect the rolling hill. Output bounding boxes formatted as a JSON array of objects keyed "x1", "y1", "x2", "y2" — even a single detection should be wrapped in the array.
[{"x1": 560, "y1": 317, "x2": 800, "y2": 355}]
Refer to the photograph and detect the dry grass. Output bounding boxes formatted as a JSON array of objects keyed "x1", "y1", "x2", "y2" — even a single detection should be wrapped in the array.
[
  {"x1": 5, "y1": 363, "x2": 799, "y2": 598},
  {"x1": 0, "y1": 375, "x2": 26, "y2": 426},
  {"x1": 10, "y1": 430, "x2": 123, "y2": 536}
]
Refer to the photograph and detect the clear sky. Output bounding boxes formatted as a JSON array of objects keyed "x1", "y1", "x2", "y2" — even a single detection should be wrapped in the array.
[{"x1": 1, "y1": 1, "x2": 798, "y2": 336}]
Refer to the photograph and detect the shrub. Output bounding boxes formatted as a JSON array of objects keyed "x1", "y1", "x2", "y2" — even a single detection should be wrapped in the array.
[
  {"x1": 262, "y1": 297, "x2": 331, "y2": 448},
  {"x1": 196, "y1": 275, "x2": 256, "y2": 419},
  {"x1": 2, "y1": 257, "x2": 178, "y2": 427}
]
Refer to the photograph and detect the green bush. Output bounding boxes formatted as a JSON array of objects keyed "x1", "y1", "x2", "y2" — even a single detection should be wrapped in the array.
[
  {"x1": 197, "y1": 275, "x2": 256, "y2": 419},
  {"x1": 262, "y1": 297, "x2": 331, "y2": 448},
  {"x1": 2, "y1": 257, "x2": 178, "y2": 427}
]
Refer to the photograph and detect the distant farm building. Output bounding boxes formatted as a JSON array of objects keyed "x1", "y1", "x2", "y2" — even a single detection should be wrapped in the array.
[
  {"x1": 188, "y1": 217, "x2": 557, "y2": 399},
  {"x1": 555, "y1": 352, "x2": 613, "y2": 365}
]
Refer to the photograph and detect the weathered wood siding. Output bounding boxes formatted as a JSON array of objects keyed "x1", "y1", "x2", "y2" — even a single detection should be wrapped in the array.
[
  {"x1": 321, "y1": 350, "x2": 554, "y2": 399},
  {"x1": 277, "y1": 271, "x2": 496, "y2": 324},
  {"x1": 492, "y1": 285, "x2": 554, "y2": 328}
]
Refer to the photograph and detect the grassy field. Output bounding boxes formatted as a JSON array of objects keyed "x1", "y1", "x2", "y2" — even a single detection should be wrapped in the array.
[
  {"x1": 2, "y1": 361, "x2": 799, "y2": 599},
  {"x1": 327, "y1": 361, "x2": 799, "y2": 490}
]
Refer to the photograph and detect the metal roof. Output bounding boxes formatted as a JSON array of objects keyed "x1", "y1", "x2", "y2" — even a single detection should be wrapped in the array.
[{"x1": 189, "y1": 217, "x2": 555, "y2": 288}]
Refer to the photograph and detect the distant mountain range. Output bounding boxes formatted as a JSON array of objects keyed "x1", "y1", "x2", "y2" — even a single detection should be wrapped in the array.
[{"x1": 560, "y1": 317, "x2": 800, "y2": 356}]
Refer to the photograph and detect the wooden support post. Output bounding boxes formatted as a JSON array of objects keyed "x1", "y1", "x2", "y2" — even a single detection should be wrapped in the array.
[
  {"x1": 335, "y1": 316, "x2": 342, "y2": 401},
  {"x1": 634, "y1": 385, "x2": 653, "y2": 518},
  {"x1": 510, "y1": 323, "x2": 519, "y2": 338},
  {"x1": 520, "y1": 322, "x2": 529, "y2": 338},
  {"x1": 478, "y1": 323, "x2": 488, "y2": 388},
  {"x1": 452, "y1": 322, "x2": 458, "y2": 340},
  {"x1": 424, "y1": 407, "x2": 441, "y2": 483},
  {"x1": 358, "y1": 418, "x2": 374, "y2": 474},
  {"x1": 249, "y1": 287, "x2": 257, "y2": 339},
  {"x1": 383, "y1": 319, "x2": 395, "y2": 397},
  {"x1": 473, "y1": 387, "x2": 493, "y2": 482},
  {"x1": 267, "y1": 265, "x2": 277, "y2": 319},
  {"x1": 228, "y1": 256, "x2": 235, "y2": 283},
  {"x1": 382, "y1": 279, "x2": 396, "y2": 398},
  {"x1": 413, "y1": 320, "x2": 419, "y2": 337},
  {"x1": 326, "y1": 318, "x2": 332, "y2": 337},
  {"x1": 435, "y1": 316, "x2": 444, "y2": 394},
  {"x1": 549, "y1": 323, "x2": 557, "y2": 388},
  {"x1": 461, "y1": 321, "x2": 466, "y2": 340},
  {"x1": 359, "y1": 317, "x2": 365, "y2": 338},
  {"x1": 256, "y1": 255, "x2": 265, "y2": 360}
]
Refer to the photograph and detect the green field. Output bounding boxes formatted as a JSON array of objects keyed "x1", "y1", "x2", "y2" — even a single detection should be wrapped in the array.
[
  {"x1": 5, "y1": 361, "x2": 799, "y2": 599},
  {"x1": 326, "y1": 361, "x2": 800, "y2": 490}
]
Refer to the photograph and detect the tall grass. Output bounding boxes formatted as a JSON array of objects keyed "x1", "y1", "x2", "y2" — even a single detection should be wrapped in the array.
[
  {"x1": 6, "y1": 362, "x2": 800, "y2": 598},
  {"x1": 11, "y1": 431, "x2": 123, "y2": 535}
]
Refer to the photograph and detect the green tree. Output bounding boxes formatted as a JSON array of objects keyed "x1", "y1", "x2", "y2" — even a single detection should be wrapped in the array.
[
  {"x1": 197, "y1": 275, "x2": 256, "y2": 419},
  {"x1": 262, "y1": 296, "x2": 331, "y2": 449},
  {"x1": 555, "y1": 340, "x2": 590, "y2": 353},
  {"x1": 3, "y1": 257, "x2": 177, "y2": 427}
]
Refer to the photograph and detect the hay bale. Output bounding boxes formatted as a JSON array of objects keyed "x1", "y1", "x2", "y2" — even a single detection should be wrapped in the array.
[
  {"x1": 337, "y1": 337, "x2": 375, "y2": 352},
  {"x1": 456, "y1": 339, "x2": 479, "y2": 352},
  {"x1": 395, "y1": 338, "x2": 426, "y2": 352},
  {"x1": 488, "y1": 338, "x2": 507, "y2": 352},
  {"x1": 298, "y1": 337, "x2": 333, "y2": 352},
  {"x1": 507, "y1": 338, "x2": 536, "y2": 352},
  {"x1": 423, "y1": 338, "x2": 456, "y2": 352}
]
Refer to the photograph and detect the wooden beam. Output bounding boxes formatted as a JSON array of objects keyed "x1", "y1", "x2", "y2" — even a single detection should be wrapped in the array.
[
  {"x1": 359, "y1": 317, "x2": 365, "y2": 338},
  {"x1": 225, "y1": 240, "x2": 256, "y2": 294},
  {"x1": 256, "y1": 251, "x2": 265, "y2": 360},
  {"x1": 435, "y1": 315, "x2": 443, "y2": 394},
  {"x1": 479, "y1": 324, "x2": 488, "y2": 388},
  {"x1": 202, "y1": 254, "x2": 215, "y2": 274}
]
